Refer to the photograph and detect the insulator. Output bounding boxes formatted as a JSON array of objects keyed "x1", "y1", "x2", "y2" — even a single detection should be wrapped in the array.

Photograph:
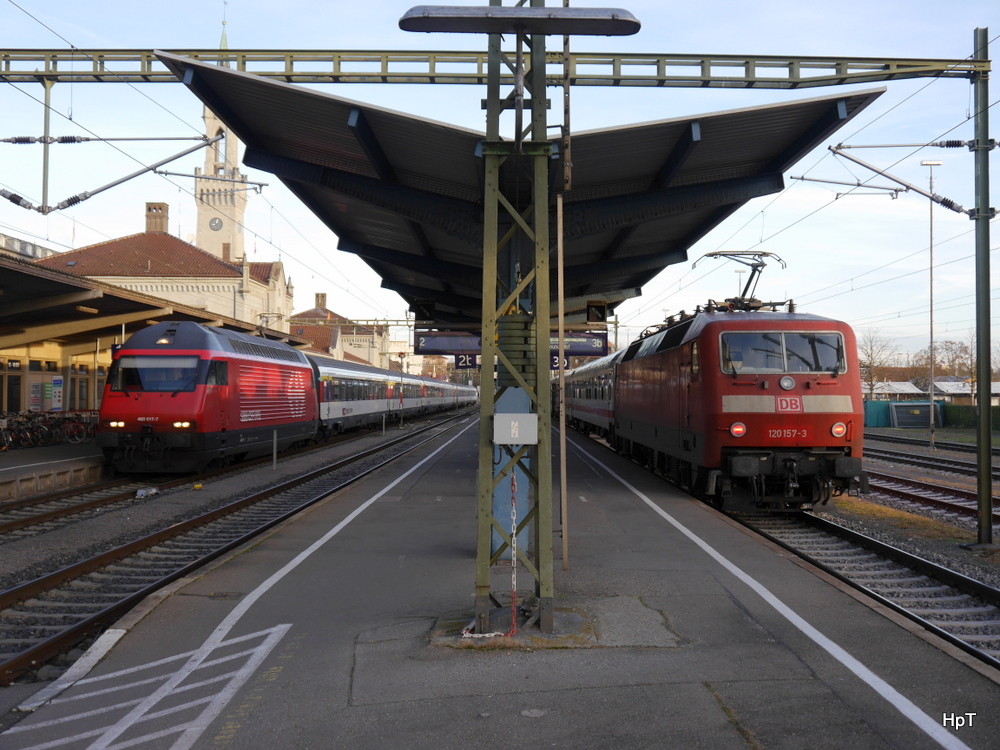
[
  {"x1": 10, "y1": 136, "x2": 36, "y2": 144},
  {"x1": 57, "y1": 135, "x2": 85, "y2": 144},
  {"x1": 939, "y1": 140, "x2": 966, "y2": 148},
  {"x1": 61, "y1": 195, "x2": 83, "y2": 207},
  {"x1": 5, "y1": 192, "x2": 26, "y2": 206},
  {"x1": 787, "y1": 300, "x2": 796, "y2": 313},
  {"x1": 939, "y1": 197, "x2": 958, "y2": 211}
]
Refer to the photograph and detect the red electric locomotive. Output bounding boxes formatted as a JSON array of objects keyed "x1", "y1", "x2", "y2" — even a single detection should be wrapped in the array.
[
  {"x1": 562, "y1": 289, "x2": 869, "y2": 510},
  {"x1": 609, "y1": 302, "x2": 868, "y2": 510},
  {"x1": 97, "y1": 322, "x2": 318, "y2": 473}
]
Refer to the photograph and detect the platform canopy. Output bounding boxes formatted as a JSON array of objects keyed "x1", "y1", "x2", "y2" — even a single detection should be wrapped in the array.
[
  {"x1": 157, "y1": 51, "x2": 882, "y2": 327},
  {"x1": 0, "y1": 254, "x2": 306, "y2": 352}
]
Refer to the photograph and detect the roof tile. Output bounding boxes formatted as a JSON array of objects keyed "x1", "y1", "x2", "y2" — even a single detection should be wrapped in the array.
[{"x1": 32, "y1": 233, "x2": 241, "y2": 278}]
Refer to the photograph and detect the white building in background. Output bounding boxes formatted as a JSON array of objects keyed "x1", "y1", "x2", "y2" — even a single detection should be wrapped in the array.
[
  {"x1": 0, "y1": 232, "x2": 59, "y2": 261},
  {"x1": 34, "y1": 203, "x2": 294, "y2": 332}
]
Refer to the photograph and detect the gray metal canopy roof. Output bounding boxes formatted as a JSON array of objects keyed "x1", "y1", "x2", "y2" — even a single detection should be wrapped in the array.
[{"x1": 157, "y1": 51, "x2": 882, "y2": 327}]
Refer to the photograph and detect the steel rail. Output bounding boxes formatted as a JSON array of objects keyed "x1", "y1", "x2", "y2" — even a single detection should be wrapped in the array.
[
  {"x1": 0, "y1": 412, "x2": 471, "y2": 684},
  {"x1": 736, "y1": 512, "x2": 1000, "y2": 672},
  {"x1": 865, "y1": 447, "x2": 1000, "y2": 482},
  {"x1": 865, "y1": 432, "x2": 1000, "y2": 458},
  {"x1": 867, "y1": 471, "x2": 1000, "y2": 524},
  {"x1": 0, "y1": 420, "x2": 390, "y2": 536}
]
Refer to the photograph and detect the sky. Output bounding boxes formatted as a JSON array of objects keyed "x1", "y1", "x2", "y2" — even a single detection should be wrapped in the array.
[{"x1": 1, "y1": 0, "x2": 998, "y2": 360}]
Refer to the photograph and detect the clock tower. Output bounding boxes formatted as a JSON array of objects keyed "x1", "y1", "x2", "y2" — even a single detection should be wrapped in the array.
[{"x1": 194, "y1": 105, "x2": 248, "y2": 263}]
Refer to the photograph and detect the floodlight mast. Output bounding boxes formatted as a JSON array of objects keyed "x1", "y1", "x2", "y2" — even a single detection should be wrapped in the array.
[{"x1": 401, "y1": 3, "x2": 639, "y2": 636}]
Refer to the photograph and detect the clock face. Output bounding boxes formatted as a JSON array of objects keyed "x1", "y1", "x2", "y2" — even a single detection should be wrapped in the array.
[{"x1": 209, "y1": 218, "x2": 223, "y2": 231}]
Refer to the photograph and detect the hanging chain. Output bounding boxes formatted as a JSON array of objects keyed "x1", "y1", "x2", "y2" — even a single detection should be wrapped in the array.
[
  {"x1": 461, "y1": 467, "x2": 520, "y2": 640},
  {"x1": 508, "y1": 470, "x2": 518, "y2": 636}
]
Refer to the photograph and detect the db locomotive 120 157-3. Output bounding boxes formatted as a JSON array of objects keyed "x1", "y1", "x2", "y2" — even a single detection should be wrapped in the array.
[
  {"x1": 97, "y1": 321, "x2": 477, "y2": 473},
  {"x1": 563, "y1": 300, "x2": 869, "y2": 511}
]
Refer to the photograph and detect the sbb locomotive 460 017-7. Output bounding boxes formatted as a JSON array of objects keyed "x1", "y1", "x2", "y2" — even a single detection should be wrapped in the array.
[
  {"x1": 562, "y1": 302, "x2": 869, "y2": 510},
  {"x1": 97, "y1": 321, "x2": 477, "y2": 473}
]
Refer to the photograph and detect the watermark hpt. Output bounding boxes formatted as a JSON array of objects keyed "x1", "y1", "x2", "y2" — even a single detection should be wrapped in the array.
[{"x1": 942, "y1": 713, "x2": 976, "y2": 728}]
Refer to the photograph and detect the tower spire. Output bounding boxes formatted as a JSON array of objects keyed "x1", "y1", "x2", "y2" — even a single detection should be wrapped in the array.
[
  {"x1": 194, "y1": 1, "x2": 246, "y2": 261},
  {"x1": 220, "y1": 1, "x2": 229, "y2": 53}
]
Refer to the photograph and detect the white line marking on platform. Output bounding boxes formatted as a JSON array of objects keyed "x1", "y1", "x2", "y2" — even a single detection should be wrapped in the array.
[
  {"x1": 76, "y1": 421, "x2": 476, "y2": 750},
  {"x1": 573, "y1": 440, "x2": 971, "y2": 750}
]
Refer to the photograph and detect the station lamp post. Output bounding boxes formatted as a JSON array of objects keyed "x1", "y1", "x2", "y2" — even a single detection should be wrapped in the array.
[{"x1": 921, "y1": 159, "x2": 941, "y2": 450}]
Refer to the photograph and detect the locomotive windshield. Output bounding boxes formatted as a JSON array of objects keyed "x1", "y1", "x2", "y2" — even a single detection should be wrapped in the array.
[
  {"x1": 721, "y1": 332, "x2": 845, "y2": 375},
  {"x1": 109, "y1": 355, "x2": 201, "y2": 392}
]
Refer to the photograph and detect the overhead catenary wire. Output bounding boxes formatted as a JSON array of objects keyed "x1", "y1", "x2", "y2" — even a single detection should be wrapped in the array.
[
  {"x1": 619, "y1": 85, "x2": 999, "y2": 338},
  {"x1": 1, "y1": 22, "x2": 393, "y2": 319}
]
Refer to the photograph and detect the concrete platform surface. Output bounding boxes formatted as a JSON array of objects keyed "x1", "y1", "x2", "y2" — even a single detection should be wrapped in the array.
[{"x1": 2, "y1": 416, "x2": 998, "y2": 749}]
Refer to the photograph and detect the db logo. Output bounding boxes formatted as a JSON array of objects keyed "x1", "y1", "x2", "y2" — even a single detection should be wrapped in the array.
[{"x1": 776, "y1": 396, "x2": 803, "y2": 413}]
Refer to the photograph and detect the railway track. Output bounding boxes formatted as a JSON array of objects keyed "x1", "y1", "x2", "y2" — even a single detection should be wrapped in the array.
[
  {"x1": 0, "y1": 413, "x2": 470, "y2": 685},
  {"x1": 0, "y1": 411, "x2": 468, "y2": 539},
  {"x1": 734, "y1": 512, "x2": 1000, "y2": 669},
  {"x1": 864, "y1": 432, "x2": 1000, "y2": 458},
  {"x1": 864, "y1": 447, "x2": 1000, "y2": 482},
  {"x1": 0, "y1": 479, "x2": 174, "y2": 538},
  {"x1": 866, "y1": 471, "x2": 1000, "y2": 525}
]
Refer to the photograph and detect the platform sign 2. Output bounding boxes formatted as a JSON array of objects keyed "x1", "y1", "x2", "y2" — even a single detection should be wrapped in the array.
[{"x1": 415, "y1": 330, "x2": 608, "y2": 358}]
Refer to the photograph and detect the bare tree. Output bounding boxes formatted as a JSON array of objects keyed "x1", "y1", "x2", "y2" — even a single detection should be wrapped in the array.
[
  {"x1": 857, "y1": 328, "x2": 899, "y2": 400},
  {"x1": 959, "y1": 328, "x2": 978, "y2": 399}
]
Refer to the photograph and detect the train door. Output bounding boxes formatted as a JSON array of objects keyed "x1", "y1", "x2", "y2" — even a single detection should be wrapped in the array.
[
  {"x1": 207, "y1": 360, "x2": 230, "y2": 431},
  {"x1": 677, "y1": 342, "x2": 694, "y2": 452}
]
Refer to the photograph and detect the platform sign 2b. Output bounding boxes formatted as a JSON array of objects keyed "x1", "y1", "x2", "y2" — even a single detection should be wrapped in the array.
[{"x1": 455, "y1": 353, "x2": 480, "y2": 369}]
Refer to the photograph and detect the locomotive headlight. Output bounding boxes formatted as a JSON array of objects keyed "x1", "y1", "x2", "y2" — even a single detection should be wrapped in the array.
[
  {"x1": 730, "y1": 422, "x2": 747, "y2": 438},
  {"x1": 779, "y1": 376, "x2": 796, "y2": 391},
  {"x1": 172, "y1": 421, "x2": 193, "y2": 429},
  {"x1": 108, "y1": 421, "x2": 125, "y2": 428},
  {"x1": 831, "y1": 422, "x2": 848, "y2": 438}
]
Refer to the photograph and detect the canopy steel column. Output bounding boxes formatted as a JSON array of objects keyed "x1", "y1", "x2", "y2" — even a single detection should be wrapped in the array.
[
  {"x1": 475, "y1": 12, "x2": 554, "y2": 634},
  {"x1": 399, "y1": 3, "x2": 638, "y2": 635}
]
